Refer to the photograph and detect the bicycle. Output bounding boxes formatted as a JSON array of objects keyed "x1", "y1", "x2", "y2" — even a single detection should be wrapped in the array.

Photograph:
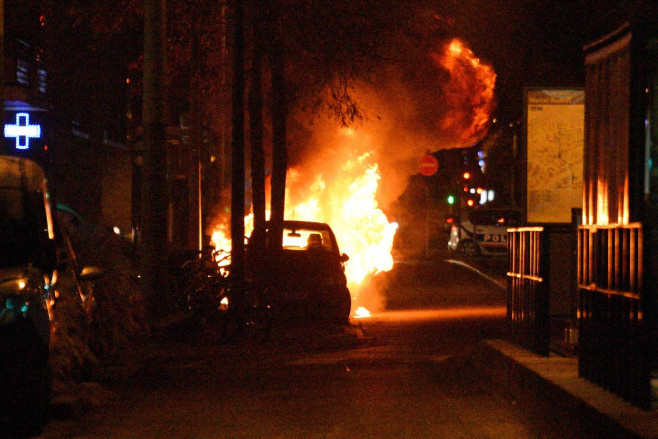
[
  {"x1": 212, "y1": 273, "x2": 273, "y2": 345},
  {"x1": 172, "y1": 246, "x2": 230, "y2": 321},
  {"x1": 172, "y1": 247, "x2": 273, "y2": 344}
]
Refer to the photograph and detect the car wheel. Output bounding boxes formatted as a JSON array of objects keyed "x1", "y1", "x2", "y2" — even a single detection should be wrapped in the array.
[
  {"x1": 330, "y1": 286, "x2": 351, "y2": 325},
  {"x1": 459, "y1": 239, "x2": 480, "y2": 257}
]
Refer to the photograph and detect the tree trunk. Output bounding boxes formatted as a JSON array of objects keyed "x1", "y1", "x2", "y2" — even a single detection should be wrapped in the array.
[
  {"x1": 189, "y1": 29, "x2": 205, "y2": 252},
  {"x1": 249, "y1": 10, "x2": 266, "y2": 250},
  {"x1": 230, "y1": 0, "x2": 246, "y2": 287},
  {"x1": 268, "y1": 50, "x2": 287, "y2": 250},
  {"x1": 141, "y1": 0, "x2": 168, "y2": 321}
]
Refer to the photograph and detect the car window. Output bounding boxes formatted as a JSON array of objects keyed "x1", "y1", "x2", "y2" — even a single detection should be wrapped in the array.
[
  {"x1": 282, "y1": 227, "x2": 335, "y2": 252},
  {"x1": 0, "y1": 188, "x2": 46, "y2": 266}
]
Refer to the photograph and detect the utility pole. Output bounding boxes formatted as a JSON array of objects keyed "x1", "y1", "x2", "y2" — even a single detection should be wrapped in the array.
[
  {"x1": 141, "y1": 0, "x2": 168, "y2": 320},
  {"x1": 511, "y1": 130, "x2": 518, "y2": 207}
]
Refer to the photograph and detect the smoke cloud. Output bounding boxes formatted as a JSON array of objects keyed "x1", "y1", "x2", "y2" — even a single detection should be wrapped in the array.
[{"x1": 287, "y1": 38, "x2": 497, "y2": 210}]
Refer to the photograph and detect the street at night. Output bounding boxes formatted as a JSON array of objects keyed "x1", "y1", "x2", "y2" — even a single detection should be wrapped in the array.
[
  {"x1": 2, "y1": 1, "x2": 658, "y2": 438},
  {"x1": 35, "y1": 257, "x2": 586, "y2": 439}
]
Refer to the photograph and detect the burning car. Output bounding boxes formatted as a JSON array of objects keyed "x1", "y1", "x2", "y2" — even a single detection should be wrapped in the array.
[
  {"x1": 251, "y1": 220, "x2": 352, "y2": 324},
  {"x1": 448, "y1": 208, "x2": 522, "y2": 257}
]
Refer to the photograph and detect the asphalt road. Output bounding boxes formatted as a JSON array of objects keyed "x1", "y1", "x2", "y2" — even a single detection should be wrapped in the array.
[{"x1": 36, "y1": 258, "x2": 589, "y2": 439}]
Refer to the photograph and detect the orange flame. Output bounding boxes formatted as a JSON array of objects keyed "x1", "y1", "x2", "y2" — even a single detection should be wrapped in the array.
[
  {"x1": 210, "y1": 133, "x2": 397, "y2": 314},
  {"x1": 354, "y1": 306, "x2": 372, "y2": 319},
  {"x1": 209, "y1": 39, "x2": 496, "y2": 316},
  {"x1": 432, "y1": 38, "x2": 496, "y2": 146},
  {"x1": 287, "y1": 153, "x2": 398, "y2": 286}
]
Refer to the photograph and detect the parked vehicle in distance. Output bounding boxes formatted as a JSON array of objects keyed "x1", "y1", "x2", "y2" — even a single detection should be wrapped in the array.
[
  {"x1": 448, "y1": 208, "x2": 522, "y2": 257},
  {"x1": 249, "y1": 220, "x2": 352, "y2": 324}
]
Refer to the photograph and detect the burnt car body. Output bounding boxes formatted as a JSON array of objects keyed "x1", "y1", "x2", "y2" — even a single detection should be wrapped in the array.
[{"x1": 250, "y1": 220, "x2": 352, "y2": 324}]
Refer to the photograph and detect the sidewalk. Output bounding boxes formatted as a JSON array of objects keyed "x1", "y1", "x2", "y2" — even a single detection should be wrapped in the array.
[{"x1": 479, "y1": 339, "x2": 658, "y2": 439}]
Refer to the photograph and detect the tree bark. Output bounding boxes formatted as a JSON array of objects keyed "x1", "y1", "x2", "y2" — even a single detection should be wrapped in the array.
[
  {"x1": 141, "y1": 0, "x2": 168, "y2": 321},
  {"x1": 268, "y1": 50, "x2": 287, "y2": 250},
  {"x1": 230, "y1": 0, "x2": 246, "y2": 286},
  {"x1": 249, "y1": 8, "x2": 266, "y2": 250}
]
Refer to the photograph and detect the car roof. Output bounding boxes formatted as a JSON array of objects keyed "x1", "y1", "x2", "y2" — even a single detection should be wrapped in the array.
[
  {"x1": 466, "y1": 208, "x2": 522, "y2": 224},
  {"x1": 0, "y1": 155, "x2": 47, "y2": 192},
  {"x1": 276, "y1": 220, "x2": 333, "y2": 231},
  {"x1": 471, "y1": 208, "x2": 520, "y2": 213}
]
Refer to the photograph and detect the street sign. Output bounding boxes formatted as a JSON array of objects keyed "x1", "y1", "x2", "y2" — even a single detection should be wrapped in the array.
[{"x1": 419, "y1": 154, "x2": 438, "y2": 176}]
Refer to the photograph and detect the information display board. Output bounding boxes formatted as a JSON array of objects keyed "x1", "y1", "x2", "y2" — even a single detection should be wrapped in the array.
[{"x1": 525, "y1": 88, "x2": 584, "y2": 223}]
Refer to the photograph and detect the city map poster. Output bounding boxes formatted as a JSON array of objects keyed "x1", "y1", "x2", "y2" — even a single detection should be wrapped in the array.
[{"x1": 525, "y1": 88, "x2": 584, "y2": 223}]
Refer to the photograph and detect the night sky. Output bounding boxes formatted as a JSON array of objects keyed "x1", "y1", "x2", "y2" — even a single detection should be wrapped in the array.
[{"x1": 440, "y1": 0, "x2": 651, "y2": 123}]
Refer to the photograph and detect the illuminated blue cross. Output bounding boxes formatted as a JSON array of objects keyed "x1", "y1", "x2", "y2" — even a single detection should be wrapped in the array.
[{"x1": 4, "y1": 112, "x2": 41, "y2": 150}]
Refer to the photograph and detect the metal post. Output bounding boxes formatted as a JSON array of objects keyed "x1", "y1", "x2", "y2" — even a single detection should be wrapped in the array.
[
  {"x1": 425, "y1": 183, "x2": 430, "y2": 259},
  {"x1": 141, "y1": 0, "x2": 168, "y2": 320},
  {"x1": 198, "y1": 149, "x2": 202, "y2": 251}
]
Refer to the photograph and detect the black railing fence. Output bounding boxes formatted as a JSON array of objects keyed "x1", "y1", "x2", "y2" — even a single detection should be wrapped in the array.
[
  {"x1": 577, "y1": 224, "x2": 653, "y2": 409},
  {"x1": 507, "y1": 225, "x2": 578, "y2": 357},
  {"x1": 507, "y1": 227, "x2": 550, "y2": 356}
]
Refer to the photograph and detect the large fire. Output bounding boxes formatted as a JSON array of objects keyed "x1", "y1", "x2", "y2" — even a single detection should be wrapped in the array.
[
  {"x1": 432, "y1": 39, "x2": 496, "y2": 146},
  {"x1": 209, "y1": 38, "x2": 496, "y2": 317},
  {"x1": 286, "y1": 150, "x2": 398, "y2": 287},
  {"x1": 210, "y1": 139, "x2": 397, "y2": 312}
]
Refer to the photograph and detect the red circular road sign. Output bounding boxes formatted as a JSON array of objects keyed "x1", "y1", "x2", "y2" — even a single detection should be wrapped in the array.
[{"x1": 419, "y1": 154, "x2": 439, "y2": 176}]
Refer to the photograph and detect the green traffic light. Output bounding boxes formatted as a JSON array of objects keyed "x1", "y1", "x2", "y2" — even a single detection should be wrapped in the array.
[{"x1": 447, "y1": 195, "x2": 455, "y2": 205}]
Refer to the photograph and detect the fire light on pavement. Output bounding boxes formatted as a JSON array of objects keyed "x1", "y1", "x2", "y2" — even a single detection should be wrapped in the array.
[{"x1": 353, "y1": 306, "x2": 372, "y2": 319}]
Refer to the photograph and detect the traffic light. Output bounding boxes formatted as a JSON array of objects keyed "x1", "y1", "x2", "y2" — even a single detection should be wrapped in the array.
[
  {"x1": 447, "y1": 194, "x2": 455, "y2": 205},
  {"x1": 463, "y1": 171, "x2": 471, "y2": 180}
]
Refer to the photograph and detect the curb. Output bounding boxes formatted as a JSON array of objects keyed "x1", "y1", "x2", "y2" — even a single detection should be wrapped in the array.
[{"x1": 478, "y1": 339, "x2": 658, "y2": 439}]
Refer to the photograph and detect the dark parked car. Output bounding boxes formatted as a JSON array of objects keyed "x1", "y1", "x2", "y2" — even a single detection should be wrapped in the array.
[
  {"x1": 250, "y1": 220, "x2": 352, "y2": 324},
  {"x1": 0, "y1": 157, "x2": 101, "y2": 435},
  {"x1": 0, "y1": 156, "x2": 57, "y2": 435}
]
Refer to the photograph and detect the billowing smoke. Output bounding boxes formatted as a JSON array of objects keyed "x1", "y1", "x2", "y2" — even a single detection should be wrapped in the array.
[{"x1": 276, "y1": 39, "x2": 496, "y2": 312}]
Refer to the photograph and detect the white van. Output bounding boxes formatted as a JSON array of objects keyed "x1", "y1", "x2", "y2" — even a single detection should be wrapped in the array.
[{"x1": 448, "y1": 208, "x2": 522, "y2": 257}]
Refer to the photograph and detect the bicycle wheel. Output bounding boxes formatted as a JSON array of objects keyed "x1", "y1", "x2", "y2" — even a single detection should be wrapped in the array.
[
  {"x1": 210, "y1": 283, "x2": 232, "y2": 341},
  {"x1": 212, "y1": 281, "x2": 272, "y2": 345},
  {"x1": 180, "y1": 274, "x2": 218, "y2": 320},
  {"x1": 243, "y1": 285, "x2": 272, "y2": 344}
]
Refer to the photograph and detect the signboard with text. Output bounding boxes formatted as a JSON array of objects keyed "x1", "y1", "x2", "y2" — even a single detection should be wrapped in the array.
[{"x1": 525, "y1": 88, "x2": 584, "y2": 223}]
